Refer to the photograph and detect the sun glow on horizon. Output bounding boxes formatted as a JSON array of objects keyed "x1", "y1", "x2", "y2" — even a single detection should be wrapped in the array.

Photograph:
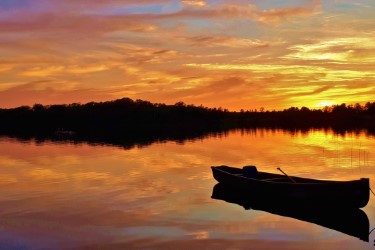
[{"x1": 317, "y1": 100, "x2": 336, "y2": 108}]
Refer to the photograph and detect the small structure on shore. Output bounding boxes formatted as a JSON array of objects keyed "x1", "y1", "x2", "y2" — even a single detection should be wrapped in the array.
[{"x1": 55, "y1": 128, "x2": 76, "y2": 136}]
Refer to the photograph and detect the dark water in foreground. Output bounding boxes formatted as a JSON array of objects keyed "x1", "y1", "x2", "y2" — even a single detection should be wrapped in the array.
[{"x1": 0, "y1": 129, "x2": 374, "y2": 249}]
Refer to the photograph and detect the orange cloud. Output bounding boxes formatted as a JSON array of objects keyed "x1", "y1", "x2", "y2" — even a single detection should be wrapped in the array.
[
  {"x1": 182, "y1": 0, "x2": 207, "y2": 7},
  {"x1": 285, "y1": 37, "x2": 375, "y2": 63},
  {"x1": 185, "y1": 35, "x2": 270, "y2": 48},
  {"x1": 0, "y1": 81, "x2": 115, "y2": 108},
  {"x1": 252, "y1": 0, "x2": 321, "y2": 23},
  {"x1": 141, "y1": 2, "x2": 321, "y2": 23}
]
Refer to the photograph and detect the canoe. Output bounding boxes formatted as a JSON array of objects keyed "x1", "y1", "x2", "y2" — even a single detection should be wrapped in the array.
[
  {"x1": 211, "y1": 165, "x2": 370, "y2": 208},
  {"x1": 211, "y1": 183, "x2": 370, "y2": 242}
]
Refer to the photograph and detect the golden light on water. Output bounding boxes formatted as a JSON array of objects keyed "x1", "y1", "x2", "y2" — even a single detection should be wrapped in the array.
[{"x1": 0, "y1": 129, "x2": 374, "y2": 248}]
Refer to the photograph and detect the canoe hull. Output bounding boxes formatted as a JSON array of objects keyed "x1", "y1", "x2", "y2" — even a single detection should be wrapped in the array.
[{"x1": 211, "y1": 166, "x2": 370, "y2": 208}]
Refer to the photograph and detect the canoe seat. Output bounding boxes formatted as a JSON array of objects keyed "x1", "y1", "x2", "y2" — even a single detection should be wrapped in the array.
[{"x1": 243, "y1": 165, "x2": 258, "y2": 178}]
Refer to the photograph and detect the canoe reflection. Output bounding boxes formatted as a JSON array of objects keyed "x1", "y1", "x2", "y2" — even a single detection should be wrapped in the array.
[{"x1": 211, "y1": 183, "x2": 369, "y2": 242}]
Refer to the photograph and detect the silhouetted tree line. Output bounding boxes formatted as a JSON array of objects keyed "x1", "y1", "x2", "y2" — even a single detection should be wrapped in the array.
[
  {"x1": 0, "y1": 98, "x2": 234, "y2": 138},
  {"x1": 0, "y1": 98, "x2": 374, "y2": 139},
  {"x1": 239, "y1": 102, "x2": 374, "y2": 135},
  {"x1": 238, "y1": 102, "x2": 375, "y2": 132}
]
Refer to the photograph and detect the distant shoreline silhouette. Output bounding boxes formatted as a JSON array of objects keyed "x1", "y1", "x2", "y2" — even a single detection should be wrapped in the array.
[{"x1": 0, "y1": 98, "x2": 374, "y2": 140}]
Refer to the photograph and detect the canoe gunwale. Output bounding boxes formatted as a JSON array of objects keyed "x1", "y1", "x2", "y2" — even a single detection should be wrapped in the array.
[{"x1": 211, "y1": 166, "x2": 368, "y2": 185}]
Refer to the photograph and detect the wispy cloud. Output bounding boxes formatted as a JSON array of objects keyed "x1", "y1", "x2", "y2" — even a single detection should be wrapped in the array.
[
  {"x1": 135, "y1": 1, "x2": 321, "y2": 23},
  {"x1": 185, "y1": 63, "x2": 375, "y2": 82},
  {"x1": 0, "y1": 80, "x2": 116, "y2": 107},
  {"x1": 185, "y1": 36, "x2": 271, "y2": 48},
  {"x1": 182, "y1": 0, "x2": 206, "y2": 7},
  {"x1": 285, "y1": 37, "x2": 375, "y2": 63}
]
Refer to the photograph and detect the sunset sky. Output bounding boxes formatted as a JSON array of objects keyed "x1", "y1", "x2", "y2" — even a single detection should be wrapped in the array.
[{"x1": 0, "y1": 0, "x2": 374, "y2": 110}]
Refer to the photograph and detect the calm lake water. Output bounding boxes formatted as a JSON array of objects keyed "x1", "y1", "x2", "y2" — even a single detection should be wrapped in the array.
[{"x1": 0, "y1": 129, "x2": 374, "y2": 249}]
